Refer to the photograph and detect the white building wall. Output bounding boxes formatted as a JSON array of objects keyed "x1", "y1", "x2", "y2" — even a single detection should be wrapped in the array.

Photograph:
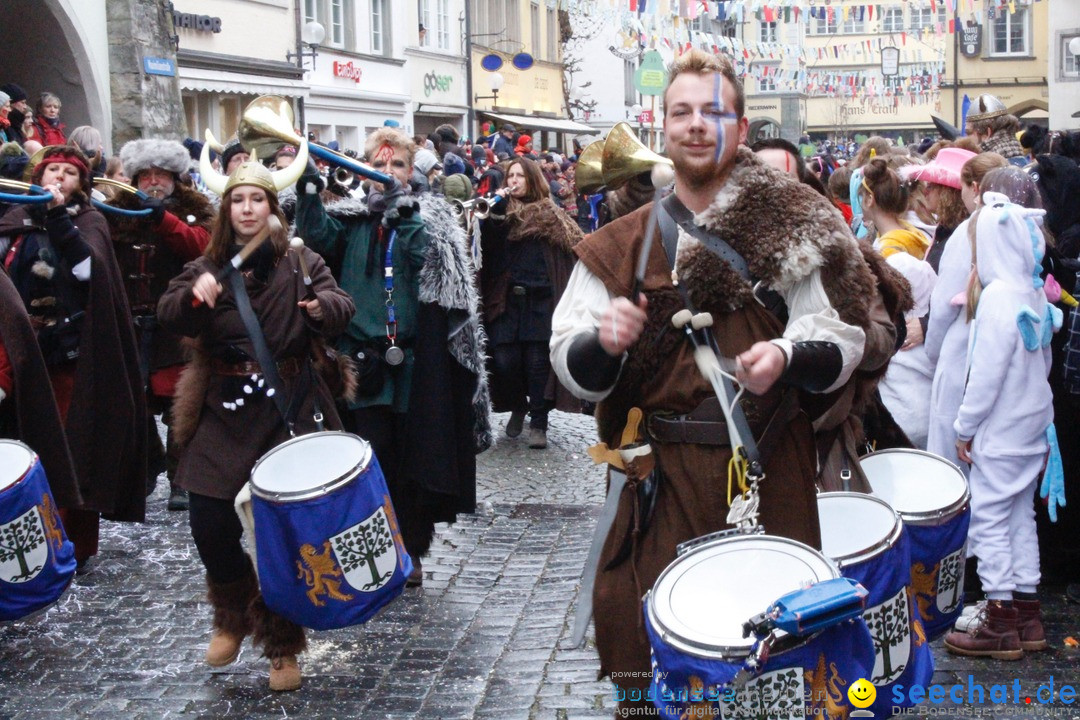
[{"x1": 1049, "y1": 0, "x2": 1080, "y2": 131}]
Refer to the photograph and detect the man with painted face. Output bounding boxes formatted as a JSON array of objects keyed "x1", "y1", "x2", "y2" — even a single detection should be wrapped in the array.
[
  {"x1": 109, "y1": 139, "x2": 216, "y2": 511},
  {"x1": 550, "y1": 50, "x2": 893, "y2": 716},
  {"x1": 294, "y1": 127, "x2": 491, "y2": 589}
]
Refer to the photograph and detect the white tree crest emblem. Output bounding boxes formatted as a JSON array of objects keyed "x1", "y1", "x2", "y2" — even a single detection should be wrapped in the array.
[
  {"x1": 0, "y1": 507, "x2": 48, "y2": 584},
  {"x1": 936, "y1": 548, "x2": 964, "y2": 614},
  {"x1": 330, "y1": 506, "x2": 398, "y2": 593}
]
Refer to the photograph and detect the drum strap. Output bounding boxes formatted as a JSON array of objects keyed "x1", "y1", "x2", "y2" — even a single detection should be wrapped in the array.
[{"x1": 228, "y1": 271, "x2": 293, "y2": 434}]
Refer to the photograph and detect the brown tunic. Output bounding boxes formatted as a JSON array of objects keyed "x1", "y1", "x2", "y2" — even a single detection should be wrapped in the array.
[
  {"x1": 157, "y1": 246, "x2": 355, "y2": 500},
  {"x1": 574, "y1": 204, "x2": 821, "y2": 692}
]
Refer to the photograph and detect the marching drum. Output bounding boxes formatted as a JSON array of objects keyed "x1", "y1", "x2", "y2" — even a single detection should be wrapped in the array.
[
  {"x1": 861, "y1": 449, "x2": 971, "y2": 639},
  {"x1": 644, "y1": 534, "x2": 875, "y2": 719},
  {"x1": 818, "y1": 493, "x2": 934, "y2": 714},
  {"x1": 244, "y1": 432, "x2": 412, "y2": 631},
  {"x1": 0, "y1": 439, "x2": 76, "y2": 622}
]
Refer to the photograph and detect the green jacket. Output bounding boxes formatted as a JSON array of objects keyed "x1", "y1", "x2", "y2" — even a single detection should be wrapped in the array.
[{"x1": 295, "y1": 190, "x2": 429, "y2": 412}]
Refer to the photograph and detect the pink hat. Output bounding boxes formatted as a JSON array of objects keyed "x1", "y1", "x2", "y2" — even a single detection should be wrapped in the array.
[{"x1": 901, "y1": 147, "x2": 977, "y2": 190}]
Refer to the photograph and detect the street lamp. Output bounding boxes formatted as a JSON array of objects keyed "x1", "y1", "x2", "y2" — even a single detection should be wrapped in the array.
[
  {"x1": 288, "y1": 21, "x2": 326, "y2": 70},
  {"x1": 475, "y1": 72, "x2": 504, "y2": 106},
  {"x1": 1070, "y1": 36, "x2": 1080, "y2": 57}
]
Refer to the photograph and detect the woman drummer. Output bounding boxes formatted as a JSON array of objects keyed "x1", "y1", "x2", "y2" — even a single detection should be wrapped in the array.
[
  {"x1": 157, "y1": 145, "x2": 354, "y2": 691},
  {"x1": 478, "y1": 156, "x2": 582, "y2": 448}
]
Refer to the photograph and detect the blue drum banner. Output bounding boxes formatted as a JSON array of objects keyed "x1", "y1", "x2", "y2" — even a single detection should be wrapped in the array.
[
  {"x1": 645, "y1": 612, "x2": 875, "y2": 720},
  {"x1": 252, "y1": 455, "x2": 412, "y2": 630},
  {"x1": 907, "y1": 513, "x2": 970, "y2": 640},
  {"x1": 0, "y1": 461, "x2": 76, "y2": 622},
  {"x1": 838, "y1": 529, "x2": 934, "y2": 714}
]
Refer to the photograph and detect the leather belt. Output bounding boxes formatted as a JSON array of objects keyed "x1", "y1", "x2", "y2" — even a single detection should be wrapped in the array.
[
  {"x1": 211, "y1": 356, "x2": 302, "y2": 379},
  {"x1": 647, "y1": 390, "x2": 800, "y2": 463}
]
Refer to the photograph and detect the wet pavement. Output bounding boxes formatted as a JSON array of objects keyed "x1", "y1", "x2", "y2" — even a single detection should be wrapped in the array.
[{"x1": 2, "y1": 410, "x2": 1079, "y2": 719}]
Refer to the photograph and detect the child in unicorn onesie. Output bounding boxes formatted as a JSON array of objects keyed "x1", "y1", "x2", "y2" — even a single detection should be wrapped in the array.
[{"x1": 944, "y1": 194, "x2": 1064, "y2": 660}]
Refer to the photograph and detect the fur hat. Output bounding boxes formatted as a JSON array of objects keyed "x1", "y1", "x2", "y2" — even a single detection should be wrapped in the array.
[{"x1": 121, "y1": 138, "x2": 190, "y2": 180}]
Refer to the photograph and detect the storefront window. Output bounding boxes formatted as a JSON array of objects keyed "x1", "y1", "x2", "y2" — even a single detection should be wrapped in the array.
[{"x1": 990, "y1": 7, "x2": 1029, "y2": 56}]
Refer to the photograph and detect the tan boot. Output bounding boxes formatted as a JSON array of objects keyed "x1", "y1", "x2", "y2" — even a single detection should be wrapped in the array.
[
  {"x1": 269, "y1": 655, "x2": 301, "y2": 692},
  {"x1": 204, "y1": 560, "x2": 257, "y2": 667},
  {"x1": 205, "y1": 630, "x2": 245, "y2": 667},
  {"x1": 944, "y1": 599, "x2": 1023, "y2": 660}
]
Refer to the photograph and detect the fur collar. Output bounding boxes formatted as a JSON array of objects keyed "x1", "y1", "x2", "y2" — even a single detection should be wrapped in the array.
[
  {"x1": 692, "y1": 147, "x2": 877, "y2": 329},
  {"x1": 501, "y1": 197, "x2": 583, "y2": 251}
]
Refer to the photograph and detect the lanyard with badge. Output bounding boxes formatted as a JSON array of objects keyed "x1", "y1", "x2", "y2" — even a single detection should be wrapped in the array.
[{"x1": 382, "y1": 229, "x2": 405, "y2": 366}]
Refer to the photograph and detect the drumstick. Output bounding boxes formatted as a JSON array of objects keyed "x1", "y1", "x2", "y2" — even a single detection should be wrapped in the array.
[
  {"x1": 290, "y1": 237, "x2": 318, "y2": 301},
  {"x1": 191, "y1": 216, "x2": 282, "y2": 307}
]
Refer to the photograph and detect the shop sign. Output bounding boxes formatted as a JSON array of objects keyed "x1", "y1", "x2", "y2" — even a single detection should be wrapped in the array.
[
  {"x1": 423, "y1": 72, "x2": 453, "y2": 97},
  {"x1": 333, "y1": 61, "x2": 362, "y2": 83},
  {"x1": 961, "y1": 24, "x2": 983, "y2": 58},
  {"x1": 143, "y1": 57, "x2": 176, "y2": 77},
  {"x1": 173, "y1": 12, "x2": 222, "y2": 33},
  {"x1": 639, "y1": 110, "x2": 654, "y2": 123}
]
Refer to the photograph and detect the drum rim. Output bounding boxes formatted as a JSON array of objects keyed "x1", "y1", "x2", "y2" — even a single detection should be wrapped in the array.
[
  {"x1": 817, "y1": 491, "x2": 904, "y2": 568},
  {"x1": 646, "y1": 535, "x2": 839, "y2": 659},
  {"x1": 861, "y1": 448, "x2": 972, "y2": 526},
  {"x1": 248, "y1": 431, "x2": 372, "y2": 502},
  {"x1": 0, "y1": 439, "x2": 36, "y2": 492}
]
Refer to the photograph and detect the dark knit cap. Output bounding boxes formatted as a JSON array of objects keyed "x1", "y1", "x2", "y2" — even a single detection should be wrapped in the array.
[{"x1": 0, "y1": 83, "x2": 27, "y2": 103}]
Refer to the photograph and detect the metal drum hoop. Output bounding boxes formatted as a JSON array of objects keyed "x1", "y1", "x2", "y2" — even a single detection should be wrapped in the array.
[
  {"x1": 862, "y1": 448, "x2": 971, "y2": 526},
  {"x1": 249, "y1": 431, "x2": 372, "y2": 503},
  {"x1": 817, "y1": 491, "x2": 904, "y2": 570},
  {"x1": 646, "y1": 535, "x2": 839, "y2": 660}
]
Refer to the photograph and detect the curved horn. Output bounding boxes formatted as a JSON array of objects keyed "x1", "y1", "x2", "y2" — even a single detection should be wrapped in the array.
[
  {"x1": 200, "y1": 129, "x2": 229, "y2": 196},
  {"x1": 270, "y1": 133, "x2": 308, "y2": 192}
]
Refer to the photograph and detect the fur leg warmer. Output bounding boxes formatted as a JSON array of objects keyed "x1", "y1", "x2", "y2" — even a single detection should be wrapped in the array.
[
  {"x1": 249, "y1": 595, "x2": 307, "y2": 659},
  {"x1": 206, "y1": 556, "x2": 258, "y2": 638}
]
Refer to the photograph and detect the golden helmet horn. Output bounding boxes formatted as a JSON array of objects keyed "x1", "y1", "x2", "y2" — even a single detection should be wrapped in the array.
[
  {"x1": 575, "y1": 140, "x2": 606, "y2": 195},
  {"x1": 601, "y1": 122, "x2": 672, "y2": 190},
  {"x1": 238, "y1": 95, "x2": 298, "y2": 158}
]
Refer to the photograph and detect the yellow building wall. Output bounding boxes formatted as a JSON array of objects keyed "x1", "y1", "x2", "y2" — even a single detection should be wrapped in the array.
[{"x1": 471, "y1": 0, "x2": 566, "y2": 116}]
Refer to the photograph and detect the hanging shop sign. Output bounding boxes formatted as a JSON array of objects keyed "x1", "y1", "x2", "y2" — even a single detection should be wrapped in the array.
[{"x1": 961, "y1": 24, "x2": 983, "y2": 58}]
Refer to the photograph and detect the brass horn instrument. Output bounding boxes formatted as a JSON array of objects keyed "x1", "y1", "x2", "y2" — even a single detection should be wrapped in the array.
[
  {"x1": 450, "y1": 197, "x2": 482, "y2": 218},
  {"x1": 0, "y1": 178, "x2": 52, "y2": 204},
  {"x1": 575, "y1": 140, "x2": 606, "y2": 195},
  {"x1": 472, "y1": 194, "x2": 505, "y2": 219},
  {"x1": 237, "y1": 95, "x2": 395, "y2": 187},
  {"x1": 601, "y1": 122, "x2": 672, "y2": 190}
]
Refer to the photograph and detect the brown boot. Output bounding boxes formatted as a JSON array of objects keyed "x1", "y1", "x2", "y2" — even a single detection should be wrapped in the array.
[
  {"x1": 269, "y1": 655, "x2": 302, "y2": 692},
  {"x1": 944, "y1": 599, "x2": 1023, "y2": 660},
  {"x1": 1014, "y1": 598, "x2": 1048, "y2": 651},
  {"x1": 250, "y1": 595, "x2": 307, "y2": 691},
  {"x1": 204, "y1": 559, "x2": 257, "y2": 667}
]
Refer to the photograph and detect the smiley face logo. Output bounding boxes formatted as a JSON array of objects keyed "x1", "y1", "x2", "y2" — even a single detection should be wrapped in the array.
[{"x1": 848, "y1": 678, "x2": 876, "y2": 709}]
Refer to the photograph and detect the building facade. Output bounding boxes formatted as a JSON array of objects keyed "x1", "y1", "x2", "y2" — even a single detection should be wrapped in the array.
[
  {"x1": 174, "y1": 0, "x2": 305, "y2": 147},
  {"x1": 468, "y1": 0, "x2": 591, "y2": 150},
  {"x1": 407, "y1": 0, "x2": 471, "y2": 139},
  {"x1": 1047, "y1": 0, "x2": 1079, "y2": 131}
]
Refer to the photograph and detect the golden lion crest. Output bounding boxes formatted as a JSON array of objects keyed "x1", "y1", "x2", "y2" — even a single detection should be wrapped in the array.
[
  {"x1": 910, "y1": 561, "x2": 940, "y2": 622},
  {"x1": 39, "y1": 493, "x2": 65, "y2": 554},
  {"x1": 296, "y1": 540, "x2": 355, "y2": 606},
  {"x1": 805, "y1": 653, "x2": 849, "y2": 720}
]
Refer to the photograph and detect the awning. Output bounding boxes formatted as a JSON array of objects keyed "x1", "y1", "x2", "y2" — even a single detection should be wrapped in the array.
[
  {"x1": 415, "y1": 104, "x2": 469, "y2": 116},
  {"x1": 479, "y1": 111, "x2": 599, "y2": 135},
  {"x1": 178, "y1": 67, "x2": 310, "y2": 99}
]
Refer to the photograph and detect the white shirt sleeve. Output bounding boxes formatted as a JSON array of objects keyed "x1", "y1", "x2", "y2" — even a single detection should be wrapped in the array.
[
  {"x1": 769, "y1": 268, "x2": 866, "y2": 394},
  {"x1": 550, "y1": 261, "x2": 625, "y2": 402},
  {"x1": 71, "y1": 257, "x2": 92, "y2": 281}
]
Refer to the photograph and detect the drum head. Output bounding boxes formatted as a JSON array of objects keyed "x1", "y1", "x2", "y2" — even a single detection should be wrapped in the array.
[
  {"x1": 0, "y1": 440, "x2": 35, "y2": 492},
  {"x1": 250, "y1": 432, "x2": 372, "y2": 500},
  {"x1": 861, "y1": 449, "x2": 970, "y2": 525},
  {"x1": 818, "y1": 492, "x2": 902, "y2": 565},
  {"x1": 648, "y1": 535, "x2": 838, "y2": 658}
]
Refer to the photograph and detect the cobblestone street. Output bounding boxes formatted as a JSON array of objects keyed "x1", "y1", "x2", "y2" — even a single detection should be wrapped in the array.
[{"x1": 2, "y1": 411, "x2": 1079, "y2": 719}]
